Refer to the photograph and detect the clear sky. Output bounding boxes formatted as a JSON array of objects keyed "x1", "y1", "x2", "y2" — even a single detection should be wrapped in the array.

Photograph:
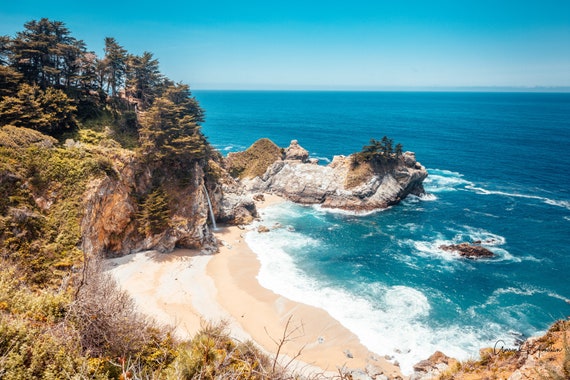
[{"x1": 1, "y1": 0, "x2": 569, "y2": 90}]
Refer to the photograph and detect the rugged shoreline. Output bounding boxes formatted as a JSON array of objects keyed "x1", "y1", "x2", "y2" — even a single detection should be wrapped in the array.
[{"x1": 107, "y1": 194, "x2": 405, "y2": 379}]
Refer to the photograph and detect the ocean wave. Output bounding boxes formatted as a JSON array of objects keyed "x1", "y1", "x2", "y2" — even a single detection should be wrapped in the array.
[
  {"x1": 424, "y1": 168, "x2": 473, "y2": 193},
  {"x1": 454, "y1": 225, "x2": 506, "y2": 246},
  {"x1": 311, "y1": 204, "x2": 389, "y2": 217},
  {"x1": 466, "y1": 185, "x2": 570, "y2": 211},
  {"x1": 245, "y1": 218, "x2": 530, "y2": 374},
  {"x1": 487, "y1": 286, "x2": 570, "y2": 305},
  {"x1": 247, "y1": 233, "x2": 505, "y2": 374},
  {"x1": 401, "y1": 193, "x2": 438, "y2": 206},
  {"x1": 426, "y1": 168, "x2": 570, "y2": 212},
  {"x1": 310, "y1": 155, "x2": 331, "y2": 163}
]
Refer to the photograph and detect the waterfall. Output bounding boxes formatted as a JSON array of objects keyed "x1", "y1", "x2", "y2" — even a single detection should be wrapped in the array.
[{"x1": 202, "y1": 184, "x2": 217, "y2": 230}]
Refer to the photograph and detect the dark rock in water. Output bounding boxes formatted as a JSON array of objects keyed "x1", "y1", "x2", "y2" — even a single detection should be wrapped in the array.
[{"x1": 439, "y1": 242, "x2": 495, "y2": 259}]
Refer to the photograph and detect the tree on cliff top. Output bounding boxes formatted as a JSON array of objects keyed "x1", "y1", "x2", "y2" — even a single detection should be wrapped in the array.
[
  {"x1": 0, "y1": 83, "x2": 77, "y2": 134},
  {"x1": 138, "y1": 83, "x2": 208, "y2": 170}
]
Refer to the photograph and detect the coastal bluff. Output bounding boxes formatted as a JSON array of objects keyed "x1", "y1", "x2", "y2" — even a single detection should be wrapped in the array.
[{"x1": 226, "y1": 138, "x2": 428, "y2": 212}]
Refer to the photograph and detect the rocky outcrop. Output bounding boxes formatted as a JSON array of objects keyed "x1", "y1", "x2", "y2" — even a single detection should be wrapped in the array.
[
  {"x1": 81, "y1": 151, "x2": 258, "y2": 257},
  {"x1": 225, "y1": 138, "x2": 283, "y2": 179},
  {"x1": 411, "y1": 351, "x2": 457, "y2": 380},
  {"x1": 238, "y1": 139, "x2": 427, "y2": 212},
  {"x1": 82, "y1": 154, "x2": 215, "y2": 257},
  {"x1": 284, "y1": 139, "x2": 309, "y2": 162},
  {"x1": 215, "y1": 178, "x2": 258, "y2": 225},
  {"x1": 439, "y1": 242, "x2": 495, "y2": 259}
]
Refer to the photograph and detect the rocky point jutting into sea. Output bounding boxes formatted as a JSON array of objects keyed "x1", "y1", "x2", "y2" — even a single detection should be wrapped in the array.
[{"x1": 227, "y1": 138, "x2": 428, "y2": 212}]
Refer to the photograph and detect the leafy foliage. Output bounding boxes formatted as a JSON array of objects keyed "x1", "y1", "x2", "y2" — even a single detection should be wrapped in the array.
[
  {"x1": 352, "y1": 136, "x2": 403, "y2": 166},
  {"x1": 138, "y1": 83, "x2": 209, "y2": 169},
  {"x1": 137, "y1": 188, "x2": 171, "y2": 236},
  {"x1": 0, "y1": 125, "x2": 57, "y2": 148},
  {"x1": 0, "y1": 144, "x2": 116, "y2": 285},
  {"x1": 0, "y1": 83, "x2": 77, "y2": 134},
  {"x1": 166, "y1": 322, "x2": 271, "y2": 380}
]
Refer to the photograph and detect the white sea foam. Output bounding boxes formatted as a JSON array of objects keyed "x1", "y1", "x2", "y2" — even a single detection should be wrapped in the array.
[
  {"x1": 401, "y1": 225, "x2": 520, "y2": 264},
  {"x1": 424, "y1": 169, "x2": 473, "y2": 193},
  {"x1": 244, "y1": 202, "x2": 542, "y2": 374},
  {"x1": 426, "y1": 168, "x2": 570, "y2": 212},
  {"x1": 247, "y1": 228, "x2": 504, "y2": 374},
  {"x1": 311, "y1": 155, "x2": 331, "y2": 163},
  {"x1": 311, "y1": 203, "x2": 389, "y2": 216},
  {"x1": 467, "y1": 185, "x2": 570, "y2": 211},
  {"x1": 487, "y1": 286, "x2": 570, "y2": 305}
]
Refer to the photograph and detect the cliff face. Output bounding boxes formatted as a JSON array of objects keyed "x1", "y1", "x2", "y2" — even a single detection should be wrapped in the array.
[
  {"x1": 237, "y1": 140, "x2": 427, "y2": 211},
  {"x1": 81, "y1": 152, "x2": 257, "y2": 257},
  {"x1": 81, "y1": 154, "x2": 215, "y2": 257}
]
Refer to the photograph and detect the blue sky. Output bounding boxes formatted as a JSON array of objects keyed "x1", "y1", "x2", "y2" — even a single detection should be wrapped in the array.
[{"x1": 1, "y1": 0, "x2": 569, "y2": 90}]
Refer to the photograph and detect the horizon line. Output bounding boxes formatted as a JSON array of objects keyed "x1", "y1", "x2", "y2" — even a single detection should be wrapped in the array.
[{"x1": 191, "y1": 85, "x2": 570, "y2": 93}]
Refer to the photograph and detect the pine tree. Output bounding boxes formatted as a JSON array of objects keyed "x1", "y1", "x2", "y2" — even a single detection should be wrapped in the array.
[
  {"x1": 0, "y1": 83, "x2": 77, "y2": 134},
  {"x1": 138, "y1": 83, "x2": 207, "y2": 167},
  {"x1": 126, "y1": 51, "x2": 164, "y2": 109},
  {"x1": 137, "y1": 188, "x2": 170, "y2": 236},
  {"x1": 9, "y1": 19, "x2": 84, "y2": 89},
  {"x1": 102, "y1": 37, "x2": 127, "y2": 97}
]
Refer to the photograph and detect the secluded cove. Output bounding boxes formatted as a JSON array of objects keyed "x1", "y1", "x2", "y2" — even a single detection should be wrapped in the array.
[
  {"x1": 107, "y1": 194, "x2": 403, "y2": 378},
  {"x1": 195, "y1": 90, "x2": 570, "y2": 375}
]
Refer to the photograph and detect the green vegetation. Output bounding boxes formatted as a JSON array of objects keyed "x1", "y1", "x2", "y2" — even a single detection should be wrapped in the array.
[
  {"x1": 0, "y1": 19, "x2": 328, "y2": 379},
  {"x1": 137, "y1": 188, "x2": 171, "y2": 236},
  {"x1": 352, "y1": 136, "x2": 403, "y2": 166}
]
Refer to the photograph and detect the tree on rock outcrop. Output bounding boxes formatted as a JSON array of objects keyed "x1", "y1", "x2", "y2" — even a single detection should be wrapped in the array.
[
  {"x1": 353, "y1": 136, "x2": 403, "y2": 165},
  {"x1": 137, "y1": 188, "x2": 170, "y2": 236}
]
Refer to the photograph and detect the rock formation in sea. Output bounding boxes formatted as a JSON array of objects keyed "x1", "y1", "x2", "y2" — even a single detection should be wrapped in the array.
[
  {"x1": 227, "y1": 139, "x2": 428, "y2": 211},
  {"x1": 439, "y1": 242, "x2": 495, "y2": 259}
]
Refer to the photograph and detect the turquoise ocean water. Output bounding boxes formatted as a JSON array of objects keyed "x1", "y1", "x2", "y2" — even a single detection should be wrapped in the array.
[{"x1": 194, "y1": 91, "x2": 570, "y2": 374}]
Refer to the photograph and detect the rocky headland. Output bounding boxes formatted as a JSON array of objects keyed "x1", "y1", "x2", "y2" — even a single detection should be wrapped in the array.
[{"x1": 226, "y1": 138, "x2": 428, "y2": 212}]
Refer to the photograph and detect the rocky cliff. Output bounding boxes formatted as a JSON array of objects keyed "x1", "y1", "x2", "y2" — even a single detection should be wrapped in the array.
[
  {"x1": 81, "y1": 152, "x2": 256, "y2": 258},
  {"x1": 229, "y1": 139, "x2": 428, "y2": 212}
]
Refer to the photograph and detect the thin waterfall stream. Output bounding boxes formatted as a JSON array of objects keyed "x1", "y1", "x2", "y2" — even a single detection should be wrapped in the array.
[{"x1": 202, "y1": 184, "x2": 217, "y2": 230}]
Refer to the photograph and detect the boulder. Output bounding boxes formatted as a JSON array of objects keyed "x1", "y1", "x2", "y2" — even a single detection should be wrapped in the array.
[
  {"x1": 411, "y1": 351, "x2": 454, "y2": 380},
  {"x1": 284, "y1": 139, "x2": 309, "y2": 162},
  {"x1": 439, "y1": 242, "x2": 495, "y2": 259}
]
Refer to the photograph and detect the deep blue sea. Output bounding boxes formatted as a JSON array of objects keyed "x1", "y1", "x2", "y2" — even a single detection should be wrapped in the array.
[{"x1": 194, "y1": 91, "x2": 570, "y2": 374}]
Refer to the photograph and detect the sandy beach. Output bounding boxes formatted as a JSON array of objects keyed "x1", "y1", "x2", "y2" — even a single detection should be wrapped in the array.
[{"x1": 107, "y1": 194, "x2": 402, "y2": 378}]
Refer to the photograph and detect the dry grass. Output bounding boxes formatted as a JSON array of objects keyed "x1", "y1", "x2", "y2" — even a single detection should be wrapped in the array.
[
  {"x1": 345, "y1": 160, "x2": 373, "y2": 189},
  {"x1": 225, "y1": 138, "x2": 283, "y2": 179}
]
